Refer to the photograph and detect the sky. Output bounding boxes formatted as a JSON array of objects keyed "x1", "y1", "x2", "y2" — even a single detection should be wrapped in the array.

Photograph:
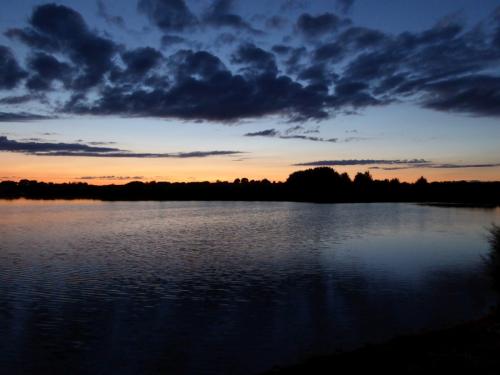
[{"x1": 0, "y1": 0, "x2": 499, "y2": 184}]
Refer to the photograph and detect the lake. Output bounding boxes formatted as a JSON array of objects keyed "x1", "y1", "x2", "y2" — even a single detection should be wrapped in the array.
[{"x1": 0, "y1": 200, "x2": 498, "y2": 374}]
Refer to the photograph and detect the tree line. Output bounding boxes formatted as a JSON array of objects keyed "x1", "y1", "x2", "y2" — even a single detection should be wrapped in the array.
[{"x1": 0, "y1": 167, "x2": 499, "y2": 205}]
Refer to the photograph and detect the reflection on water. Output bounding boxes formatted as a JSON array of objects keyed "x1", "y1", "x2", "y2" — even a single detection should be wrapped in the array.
[{"x1": 0, "y1": 200, "x2": 498, "y2": 374}]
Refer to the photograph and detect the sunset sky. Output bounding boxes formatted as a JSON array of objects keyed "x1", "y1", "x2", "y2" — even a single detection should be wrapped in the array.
[{"x1": 1, "y1": 0, "x2": 499, "y2": 184}]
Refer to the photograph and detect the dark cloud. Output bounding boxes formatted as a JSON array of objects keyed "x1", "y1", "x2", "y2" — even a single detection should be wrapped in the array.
[
  {"x1": 244, "y1": 128, "x2": 337, "y2": 142},
  {"x1": 427, "y1": 163, "x2": 500, "y2": 169},
  {"x1": 337, "y1": 26, "x2": 387, "y2": 49},
  {"x1": 117, "y1": 47, "x2": 163, "y2": 80},
  {"x1": 493, "y1": 7, "x2": 500, "y2": 47},
  {"x1": 422, "y1": 75, "x2": 500, "y2": 117},
  {"x1": 96, "y1": 0, "x2": 125, "y2": 28},
  {"x1": 173, "y1": 151, "x2": 242, "y2": 158},
  {"x1": 4, "y1": 28, "x2": 58, "y2": 51},
  {"x1": 285, "y1": 125, "x2": 305, "y2": 134},
  {"x1": 0, "y1": 136, "x2": 120, "y2": 153},
  {"x1": 335, "y1": 18, "x2": 500, "y2": 117},
  {"x1": 206, "y1": 0, "x2": 232, "y2": 16},
  {"x1": 20, "y1": 137, "x2": 52, "y2": 142},
  {"x1": 341, "y1": 49, "x2": 401, "y2": 83},
  {"x1": 313, "y1": 42, "x2": 344, "y2": 61},
  {"x1": 245, "y1": 129, "x2": 279, "y2": 137},
  {"x1": 138, "y1": 0, "x2": 198, "y2": 32},
  {"x1": 232, "y1": 43, "x2": 278, "y2": 75},
  {"x1": 298, "y1": 64, "x2": 337, "y2": 85},
  {"x1": 0, "y1": 95, "x2": 38, "y2": 105},
  {"x1": 30, "y1": 3, "x2": 87, "y2": 37},
  {"x1": 66, "y1": 69, "x2": 330, "y2": 122},
  {"x1": 281, "y1": 134, "x2": 337, "y2": 142},
  {"x1": 0, "y1": 112, "x2": 51, "y2": 122},
  {"x1": 271, "y1": 45, "x2": 292, "y2": 55},
  {"x1": 115, "y1": 49, "x2": 169, "y2": 91},
  {"x1": 370, "y1": 163, "x2": 500, "y2": 170},
  {"x1": 27, "y1": 53, "x2": 70, "y2": 79},
  {"x1": 26, "y1": 52, "x2": 71, "y2": 91},
  {"x1": 87, "y1": 141, "x2": 117, "y2": 145},
  {"x1": 174, "y1": 50, "x2": 226, "y2": 79},
  {"x1": 204, "y1": 0, "x2": 263, "y2": 34},
  {"x1": 0, "y1": 136, "x2": 243, "y2": 158},
  {"x1": 283, "y1": 47, "x2": 307, "y2": 74},
  {"x1": 6, "y1": 4, "x2": 118, "y2": 90},
  {"x1": 0, "y1": 46, "x2": 27, "y2": 89},
  {"x1": 299, "y1": 125, "x2": 320, "y2": 134},
  {"x1": 332, "y1": 80, "x2": 383, "y2": 109},
  {"x1": 36, "y1": 150, "x2": 243, "y2": 158},
  {"x1": 335, "y1": 81, "x2": 368, "y2": 96},
  {"x1": 294, "y1": 159, "x2": 429, "y2": 166},
  {"x1": 296, "y1": 13, "x2": 344, "y2": 38},
  {"x1": 62, "y1": 43, "x2": 331, "y2": 122},
  {"x1": 3, "y1": 3, "x2": 500, "y2": 124},
  {"x1": 161, "y1": 34, "x2": 186, "y2": 47}
]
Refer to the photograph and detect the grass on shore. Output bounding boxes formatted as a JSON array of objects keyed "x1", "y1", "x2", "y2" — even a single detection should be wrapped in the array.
[{"x1": 487, "y1": 224, "x2": 500, "y2": 291}]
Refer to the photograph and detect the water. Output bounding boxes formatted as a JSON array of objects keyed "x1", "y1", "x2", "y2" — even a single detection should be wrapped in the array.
[{"x1": 0, "y1": 200, "x2": 498, "y2": 374}]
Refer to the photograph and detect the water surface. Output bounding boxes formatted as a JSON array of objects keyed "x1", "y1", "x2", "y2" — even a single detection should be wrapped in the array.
[{"x1": 0, "y1": 200, "x2": 498, "y2": 374}]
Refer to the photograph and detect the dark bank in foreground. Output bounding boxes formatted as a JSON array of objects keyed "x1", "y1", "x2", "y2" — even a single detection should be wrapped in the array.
[
  {"x1": 1, "y1": 167, "x2": 500, "y2": 205},
  {"x1": 264, "y1": 310, "x2": 500, "y2": 375},
  {"x1": 266, "y1": 225, "x2": 500, "y2": 375}
]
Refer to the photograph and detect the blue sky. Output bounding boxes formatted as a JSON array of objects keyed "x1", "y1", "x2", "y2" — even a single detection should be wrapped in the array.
[{"x1": 0, "y1": 0, "x2": 499, "y2": 183}]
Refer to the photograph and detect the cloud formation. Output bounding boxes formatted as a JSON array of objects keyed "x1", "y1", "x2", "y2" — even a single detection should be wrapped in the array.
[
  {"x1": 0, "y1": 136, "x2": 243, "y2": 158},
  {"x1": 137, "y1": 0, "x2": 197, "y2": 32},
  {"x1": 245, "y1": 128, "x2": 371, "y2": 143},
  {"x1": 203, "y1": 0, "x2": 263, "y2": 34},
  {"x1": 96, "y1": 0, "x2": 125, "y2": 28},
  {"x1": 296, "y1": 13, "x2": 345, "y2": 38},
  {"x1": 1, "y1": 2, "x2": 500, "y2": 123},
  {"x1": 370, "y1": 163, "x2": 500, "y2": 170},
  {"x1": 0, "y1": 46, "x2": 27, "y2": 89},
  {"x1": 0, "y1": 112, "x2": 51, "y2": 122},
  {"x1": 294, "y1": 159, "x2": 430, "y2": 166},
  {"x1": 6, "y1": 4, "x2": 117, "y2": 90},
  {"x1": 245, "y1": 128, "x2": 337, "y2": 142},
  {"x1": 295, "y1": 159, "x2": 500, "y2": 170}
]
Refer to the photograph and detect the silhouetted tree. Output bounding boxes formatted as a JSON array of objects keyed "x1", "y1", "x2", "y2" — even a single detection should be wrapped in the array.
[
  {"x1": 1, "y1": 167, "x2": 499, "y2": 205},
  {"x1": 415, "y1": 176, "x2": 428, "y2": 185}
]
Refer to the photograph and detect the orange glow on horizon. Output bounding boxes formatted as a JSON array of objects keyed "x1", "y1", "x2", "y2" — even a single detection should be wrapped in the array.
[{"x1": 1, "y1": 152, "x2": 500, "y2": 185}]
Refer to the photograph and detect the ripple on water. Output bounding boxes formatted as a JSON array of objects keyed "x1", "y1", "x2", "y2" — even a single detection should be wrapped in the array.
[{"x1": 0, "y1": 201, "x2": 499, "y2": 375}]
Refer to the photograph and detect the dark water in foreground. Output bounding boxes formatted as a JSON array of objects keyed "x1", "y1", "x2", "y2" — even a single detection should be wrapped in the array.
[{"x1": 0, "y1": 200, "x2": 499, "y2": 374}]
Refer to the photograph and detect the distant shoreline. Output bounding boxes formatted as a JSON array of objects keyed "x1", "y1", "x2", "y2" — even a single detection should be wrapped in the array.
[{"x1": 1, "y1": 167, "x2": 500, "y2": 206}]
